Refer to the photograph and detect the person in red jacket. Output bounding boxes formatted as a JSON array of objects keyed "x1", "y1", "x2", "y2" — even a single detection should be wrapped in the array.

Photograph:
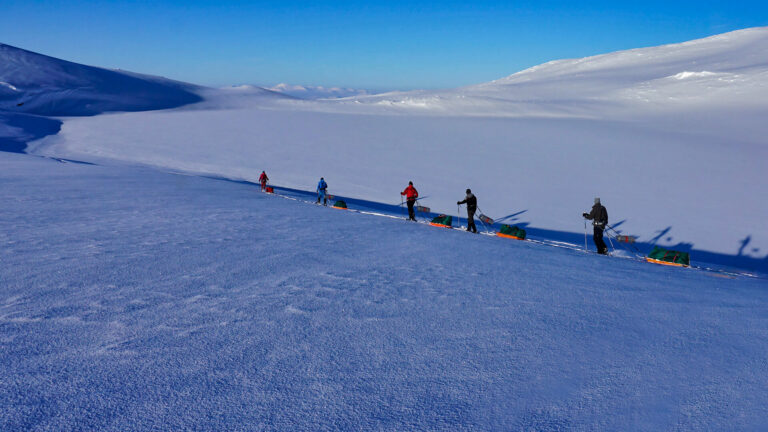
[
  {"x1": 400, "y1": 181, "x2": 419, "y2": 221},
  {"x1": 258, "y1": 171, "x2": 269, "y2": 191}
]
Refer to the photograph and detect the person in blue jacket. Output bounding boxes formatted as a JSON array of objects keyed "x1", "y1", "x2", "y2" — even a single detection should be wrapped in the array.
[{"x1": 317, "y1": 177, "x2": 328, "y2": 206}]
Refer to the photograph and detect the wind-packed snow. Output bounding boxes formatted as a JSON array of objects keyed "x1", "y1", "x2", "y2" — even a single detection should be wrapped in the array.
[{"x1": 1, "y1": 151, "x2": 767, "y2": 430}]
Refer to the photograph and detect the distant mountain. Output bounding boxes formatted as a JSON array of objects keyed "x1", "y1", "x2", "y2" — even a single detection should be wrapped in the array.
[
  {"x1": 267, "y1": 83, "x2": 372, "y2": 99},
  {"x1": 0, "y1": 43, "x2": 203, "y2": 116}
]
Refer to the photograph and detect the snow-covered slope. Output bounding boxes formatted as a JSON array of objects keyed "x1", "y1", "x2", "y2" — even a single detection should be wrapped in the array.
[
  {"x1": 29, "y1": 27, "x2": 768, "y2": 271},
  {"x1": 334, "y1": 27, "x2": 768, "y2": 116},
  {"x1": 0, "y1": 43, "x2": 203, "y2": 116},
  {"x1": 1, "y1": 151, "x2": 767, "y2": 430}
]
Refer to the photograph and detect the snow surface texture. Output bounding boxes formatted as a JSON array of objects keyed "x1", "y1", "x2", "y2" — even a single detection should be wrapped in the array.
[{"x1": 1, "y1": 151, "x2": 767, "y2": 430}]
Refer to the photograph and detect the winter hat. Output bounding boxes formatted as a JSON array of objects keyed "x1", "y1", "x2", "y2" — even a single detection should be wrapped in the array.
[
  {"x1": 466, "y1": 189, "x2": 472, "y2": 194},
  {"x1": 594, "y1": 197, "x2": 601, "y2": 204},
  {"x1": 409, "y1": 181, "x2": 413, "y2": 185}
]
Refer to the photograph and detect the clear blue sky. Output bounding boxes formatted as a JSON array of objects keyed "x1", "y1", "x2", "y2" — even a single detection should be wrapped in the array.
[{"x1": 1, "y1": 0, "x2": 766, "y2": 90}]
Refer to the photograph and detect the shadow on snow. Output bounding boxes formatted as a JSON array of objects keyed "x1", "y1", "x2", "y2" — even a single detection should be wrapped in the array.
[
  {"x1": 0, "y1": 112, "x2": 62, "y2": 153},
  {"x1": 200, "y1": 177, "x2": 768, "y2": 275}
]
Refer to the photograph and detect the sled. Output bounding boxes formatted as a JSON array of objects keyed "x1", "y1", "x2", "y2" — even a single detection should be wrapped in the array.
[
  {"x1": 646, "y1": 257, "x2": 688, "y2": 267},
  {"x1": 497, "y1": 232, "x2": 524, "y2": 240},
  {"x1": 429, "y1": 215, "x2": 453, "y2": 228},
  {"x1": 497, "y1": 224, "x2": 526, "y2": 240},
  {"x1": 429, "y1": 223, "x2": 452, "y2": 228},
  {"x1": 646, "y1": 246, "x2": 690, "y2": 267}
]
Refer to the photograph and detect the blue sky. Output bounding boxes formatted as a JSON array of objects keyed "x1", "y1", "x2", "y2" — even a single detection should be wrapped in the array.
[{"x1": 1, "y1": 0, "x2": 766, "y2": 90}]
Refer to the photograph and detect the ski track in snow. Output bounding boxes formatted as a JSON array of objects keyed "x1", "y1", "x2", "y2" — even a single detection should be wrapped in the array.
[{"x1": 1, "y1": 152, "x2": 767, "y2": 430}]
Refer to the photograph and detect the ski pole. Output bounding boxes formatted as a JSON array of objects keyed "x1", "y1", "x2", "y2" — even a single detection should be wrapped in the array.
[
  {"x1": 584, "y1": 219, "x2": 588, "y2": 252},
  {"x1": 606, "y1": 228, "x2": 615, "y2": 254},
  {"x1": 393, "y1": 196, "x2": 426, "y2": 206}
]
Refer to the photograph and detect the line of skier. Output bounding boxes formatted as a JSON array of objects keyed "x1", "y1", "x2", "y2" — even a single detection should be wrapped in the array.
[
  {"x1": 398, "y1": 182, "x2": 476, "y2": 234},
  {"x1": 259, "y1": 171, "x2": 610, "y2": 255},
  {"x1": 400, "y1": 180, "x2": 608, "y2": 254}
]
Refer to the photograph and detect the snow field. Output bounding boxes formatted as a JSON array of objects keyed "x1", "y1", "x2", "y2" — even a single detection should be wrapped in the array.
[
  {"x1": 3, "y1": 27, "x2": 767, "y2": 267},
  {"x1": 1, "y1": 152, "x2": 767, "y2": 430},
  {"x1": 33, "y1": 106, "x2": 768, "y2": 267}
]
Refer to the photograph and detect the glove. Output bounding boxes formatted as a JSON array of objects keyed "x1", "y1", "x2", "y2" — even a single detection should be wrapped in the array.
[
  {"x1": 582, "y1": 213, "x2": 589, "y2": 218},
  {"x1": 457, "y1": 201, "x2": 461, "y2": 205}
]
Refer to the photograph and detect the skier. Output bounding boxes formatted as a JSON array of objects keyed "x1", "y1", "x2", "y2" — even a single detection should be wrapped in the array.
[
  {"x1": 457, "y1": 189, "x2": 478, "y2": 233},
  {"x1": 258, "y1": 171, "x2": 269, "y2": 191},
  {"x1": 317, "y1": 177, "x2": 328, "y2": 206},
  {"x1": 400, "y1": 181, "x2": 419, "y2": 221},
  {"x1": 583, "y1": 197, "x2": 609, "y2": 254}
]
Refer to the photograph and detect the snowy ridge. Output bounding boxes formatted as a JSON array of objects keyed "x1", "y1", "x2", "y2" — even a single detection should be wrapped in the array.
[
  {"x1": 497, "y1": 27, "x2": 768, "y2": 83},
  {"x1": 329, "y1": 27, "x2": 768, "y2": 115},
  {"x1": 0, "y1": 43, "x2": 203, "y2": 116}
]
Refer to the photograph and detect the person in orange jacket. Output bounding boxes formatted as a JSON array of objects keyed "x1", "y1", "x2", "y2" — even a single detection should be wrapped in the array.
[
  {"x1": 258, "y1": 171, "x2": 269, "y2": 191},
  {"x1": 400, "y1": 181, "x2": 419, "y2": 221}
]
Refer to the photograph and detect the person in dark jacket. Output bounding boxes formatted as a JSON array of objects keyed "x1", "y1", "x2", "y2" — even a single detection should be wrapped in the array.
[
  {"x1": 457, "y1": 189, "x2": 478, "y2": 233},
  {"x1": 583, "y1": 197, "x2": 609, "y2": 254},
  {"x1": 400, "y1": 181, "x2": 419, "y2": 221},
  {"x1": 259, "y1": 171, "x2": 269, "y2": 191},
  {"x1": 317, "y1": 177, "x2": 328, "y2": 206}
]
